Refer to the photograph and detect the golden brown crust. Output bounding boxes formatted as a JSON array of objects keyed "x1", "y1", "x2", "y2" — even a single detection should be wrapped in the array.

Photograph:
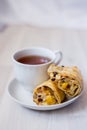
[
  {"x1": 33, "y1": 64, "x2": 83, "y2": 105},
  {"x1": 47, "y1": 64, "x2": 83, "y2": 98},
  {"x1": 33, "y1": 80, "x2": 65, "y2": 105}
]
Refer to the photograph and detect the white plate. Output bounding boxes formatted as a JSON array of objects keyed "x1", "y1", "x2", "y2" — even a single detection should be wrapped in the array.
[{"x1": 8, "y1": 78, "x2": 83, "y2": 111}]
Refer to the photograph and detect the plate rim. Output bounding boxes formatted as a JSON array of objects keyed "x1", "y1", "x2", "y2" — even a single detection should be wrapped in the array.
[{"x1": 8, "y1": 78, "x2": 83, "y2": 111}]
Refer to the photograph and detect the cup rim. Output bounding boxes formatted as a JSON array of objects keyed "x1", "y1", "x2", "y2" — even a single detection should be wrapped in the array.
[{"x1": 12, "y1": 47, "x2": 56, "y2": 67}]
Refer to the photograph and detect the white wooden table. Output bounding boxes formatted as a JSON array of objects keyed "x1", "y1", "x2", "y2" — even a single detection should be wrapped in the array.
[{"x1": 0, "y1": 25, "x2": 87, "y2": 130}]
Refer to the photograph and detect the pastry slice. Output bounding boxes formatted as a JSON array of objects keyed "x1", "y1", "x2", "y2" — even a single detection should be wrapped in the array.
[
  {"x1": 33, "y1": 80, "x2": 65, "y2": 105},
  {"x1": 48, "y1": 64, "x2": 83, "y2": 98}
]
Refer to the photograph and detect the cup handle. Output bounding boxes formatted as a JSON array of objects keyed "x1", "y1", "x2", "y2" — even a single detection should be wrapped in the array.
[{"x1": 53, "y1": 50, "x2": 63, "y2": 65}]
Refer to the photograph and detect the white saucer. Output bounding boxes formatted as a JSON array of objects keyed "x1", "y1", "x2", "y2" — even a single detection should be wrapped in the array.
[{"x1": 8, "y1": 78, "x2": 83, "y2": 111}]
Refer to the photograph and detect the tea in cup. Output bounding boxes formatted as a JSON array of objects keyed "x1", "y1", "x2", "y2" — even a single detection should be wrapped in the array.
[{"x1": 13, "y1": 47, "x2": 62, "y2": 92}]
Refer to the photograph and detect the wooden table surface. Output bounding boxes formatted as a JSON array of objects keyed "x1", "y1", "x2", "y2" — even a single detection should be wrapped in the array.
[{"x1": 0, "y1": 25, "x2": 87, "y2": 130}]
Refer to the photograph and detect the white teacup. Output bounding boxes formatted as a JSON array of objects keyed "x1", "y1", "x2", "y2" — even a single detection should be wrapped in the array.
[{"x1": 13, "y1": 47, "x2": 62, "y2": 92}]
